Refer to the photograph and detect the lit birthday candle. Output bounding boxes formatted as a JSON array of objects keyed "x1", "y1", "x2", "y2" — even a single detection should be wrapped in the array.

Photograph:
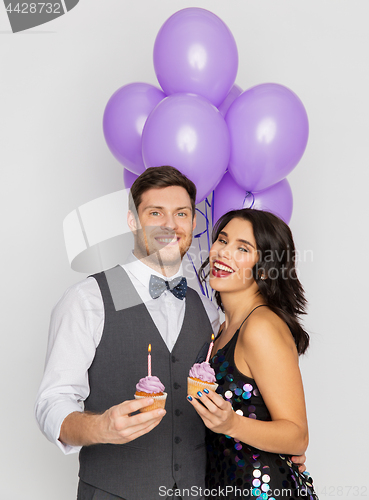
[{"x1": 148, "y1": 344, "x2": 152, "y2": 377}]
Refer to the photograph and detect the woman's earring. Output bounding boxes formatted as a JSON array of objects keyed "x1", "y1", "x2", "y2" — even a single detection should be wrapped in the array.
[{"x1": 258, "y1": 269, "x2": 267, "y2": 280}]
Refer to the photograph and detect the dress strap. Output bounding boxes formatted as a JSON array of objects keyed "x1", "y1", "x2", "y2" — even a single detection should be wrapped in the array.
[{"x1": 238, "y1": 304, "x2": 268, "y2": 332}]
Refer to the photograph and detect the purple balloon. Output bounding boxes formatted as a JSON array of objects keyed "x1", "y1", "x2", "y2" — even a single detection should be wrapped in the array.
[
  {"x1": 103, "y1": 83, "x2": 166, "y2": 175},
  {"x1": 218, "y1": 84, "x2": 242, "y2": 117},
  {"x1": 226, "y1": 83, "x2": 309, "y2": 192},
  {"x1": 154, "y1": 8, "x2": 238, "y2": 107},
  {"x1": 213, "y1": 171, "x2": 293, "y2": 224},
  {"x1": 123, "y1": 168, "x2": 138, "y2": 189},
  {"x1": 142, "y1": 93, "x2": 230, "y2": 204}
]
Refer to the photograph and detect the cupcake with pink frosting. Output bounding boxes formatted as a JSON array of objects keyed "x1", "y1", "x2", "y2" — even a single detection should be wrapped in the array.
[
  {"x1": 134, "y1": 375, "x2": 167, "y2": 412},
  {"x1": 187, "y1": 362, "x2": 218, "y2": 397}
]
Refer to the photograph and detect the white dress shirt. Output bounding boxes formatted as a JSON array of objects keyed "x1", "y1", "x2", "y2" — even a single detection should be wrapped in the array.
[{"x1": 35, "y1": 252, "x2": 220, "y2": 455}]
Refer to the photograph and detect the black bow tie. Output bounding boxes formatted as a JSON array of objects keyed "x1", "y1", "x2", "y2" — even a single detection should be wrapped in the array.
[{"x1": 149, "y1": 275, "x2": 187, "y2": 300}]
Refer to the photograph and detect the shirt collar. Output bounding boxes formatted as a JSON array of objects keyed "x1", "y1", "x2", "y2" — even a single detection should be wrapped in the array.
[{"x1": 122, "y1": 251, "x2": 183, "y2": 290}]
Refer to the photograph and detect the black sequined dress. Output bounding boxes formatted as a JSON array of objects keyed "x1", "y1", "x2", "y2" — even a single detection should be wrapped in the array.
[{"x1": 205, "y1": 325, "x2": 318, "y2": 500}]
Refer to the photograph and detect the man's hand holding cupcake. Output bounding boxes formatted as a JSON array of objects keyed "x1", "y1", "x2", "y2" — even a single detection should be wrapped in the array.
[
  {"x1": 99, "y1": 397, "x2": 166, "y2": 444},
  {"x1": 60, "y1": 397, "x2": 166, "y2": 447}
]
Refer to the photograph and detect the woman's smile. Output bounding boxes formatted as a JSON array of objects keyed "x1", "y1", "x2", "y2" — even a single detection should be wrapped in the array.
[{"x1": 211, "y1": 260, "x2": 235, "y2": 277}]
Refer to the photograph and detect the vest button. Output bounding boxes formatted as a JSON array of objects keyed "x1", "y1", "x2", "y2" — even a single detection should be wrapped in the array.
[
  {"x1": 175, "y1": 409, "x2": 182, "y2": 416},
  {"x1": 174, "y1": 464, "x2": 180, "y2": 471},
  {"x1": 171, "y1": 355, "x2": 177, "y2": 363},
  {"x1": 173, "y1": 382, "x2": 181, "y2": 389},
  {"x1": 175, "y1": 436, "x2": 182, "y2": 444}
]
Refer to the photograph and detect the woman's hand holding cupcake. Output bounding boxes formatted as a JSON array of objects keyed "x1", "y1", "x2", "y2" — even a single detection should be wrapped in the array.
[
  {"x1": 187, "y1": 361, "x2": 218, "y2": 397},
  {"x1": 187, "y1": 387, "x2": 236, "y2": 436}
]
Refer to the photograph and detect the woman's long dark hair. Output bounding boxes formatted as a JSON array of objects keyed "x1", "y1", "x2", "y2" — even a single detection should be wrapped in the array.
[{"x1": 198, "y1": 209, "x2": 310, "y2": 355}]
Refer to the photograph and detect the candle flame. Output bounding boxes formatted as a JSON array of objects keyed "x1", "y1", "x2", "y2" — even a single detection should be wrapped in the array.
[
  {"x1": 148, "y1": 344, "x2": 151, "y2": 353},
  {"x1": 211, "y1": 334, "x2": 214, "y2": 341}
]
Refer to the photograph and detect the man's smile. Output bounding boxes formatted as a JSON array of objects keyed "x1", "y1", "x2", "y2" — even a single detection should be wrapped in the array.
[{"x1": 154, "y1": 235, "x2": 180, "y2": 246}]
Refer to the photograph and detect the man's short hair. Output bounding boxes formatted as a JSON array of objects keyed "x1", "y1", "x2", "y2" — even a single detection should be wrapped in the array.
[{"x1": 129, "y1": 166, "x2": 197, "y2": 217}]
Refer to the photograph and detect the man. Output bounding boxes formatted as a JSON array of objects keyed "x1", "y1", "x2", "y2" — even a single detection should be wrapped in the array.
[
  {"x1": 35, "y1": 166, "x2": 305, "y2": 499},
  {"x1": 36, "y1": 166, "x2": 219, "y2": 499}
]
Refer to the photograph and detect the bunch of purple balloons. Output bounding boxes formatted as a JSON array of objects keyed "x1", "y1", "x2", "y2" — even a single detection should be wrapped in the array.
[{"x1": 103, "y1": 8, "x2": 309, "y2": 224}]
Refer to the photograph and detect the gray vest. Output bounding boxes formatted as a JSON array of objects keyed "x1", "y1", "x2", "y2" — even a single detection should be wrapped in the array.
[{"x1": 79, "y1": 266, "x2": 213, "y2": 499}]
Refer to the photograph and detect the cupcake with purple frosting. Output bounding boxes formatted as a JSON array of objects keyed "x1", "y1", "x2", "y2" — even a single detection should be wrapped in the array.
[
  {"x1": 187, "y1": 362, "x2": 218, "y2": 397},
  {"x1": 134, "y1": 375, "x2": 167, "y2": 412}
]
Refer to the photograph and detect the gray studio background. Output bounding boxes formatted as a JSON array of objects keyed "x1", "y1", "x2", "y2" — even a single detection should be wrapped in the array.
[{"x1": 1, "y1": 1, "x2": 368, "y2": 498}]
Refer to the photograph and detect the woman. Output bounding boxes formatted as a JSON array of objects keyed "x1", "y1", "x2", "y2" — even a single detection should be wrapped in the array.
[{"x1": 188, "y1": 209, "x2": 318, "y2": 500}]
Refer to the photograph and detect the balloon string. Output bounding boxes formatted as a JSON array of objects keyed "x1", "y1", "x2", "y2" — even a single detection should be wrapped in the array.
[
  {"x1": 243, "y1": 191, "x2": 255, "y2": 209},
  {"x1": 211, "y1": 190, "x2": 215, "y2": 228},
  {"x1": 198, "y1": 235, "x2": 209, "y2": 297},
  {"x1": 186, "y1": 251, "x2": 208, "y2": 298},
  {"x1": 204, "y1": 196, "x2": 212, "y2": 253},
  {"x1": 189, "y1": 204, "x2": 213, "y2": 299},
  {"x1": 194, "y1": 206, "x2": 210, "y2": 238}
]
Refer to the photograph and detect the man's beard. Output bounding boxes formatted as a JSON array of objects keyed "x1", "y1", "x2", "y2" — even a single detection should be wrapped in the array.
[{"x1": 133, "y1": 228, "x2": 192, "y2": 268}]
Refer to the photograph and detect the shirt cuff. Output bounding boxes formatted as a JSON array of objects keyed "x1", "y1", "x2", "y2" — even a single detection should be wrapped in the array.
[{"x1": 40, "y1": 400, "x2": 84, "y2": 455}]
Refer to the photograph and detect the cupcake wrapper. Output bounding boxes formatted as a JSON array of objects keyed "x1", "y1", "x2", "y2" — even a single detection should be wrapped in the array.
[
  {"x1": 134, "y1": 392, "x2": 167, "y2": 412},
  {"x1": 187, "y1": 377, "x2": 218, "y2": 397}
]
